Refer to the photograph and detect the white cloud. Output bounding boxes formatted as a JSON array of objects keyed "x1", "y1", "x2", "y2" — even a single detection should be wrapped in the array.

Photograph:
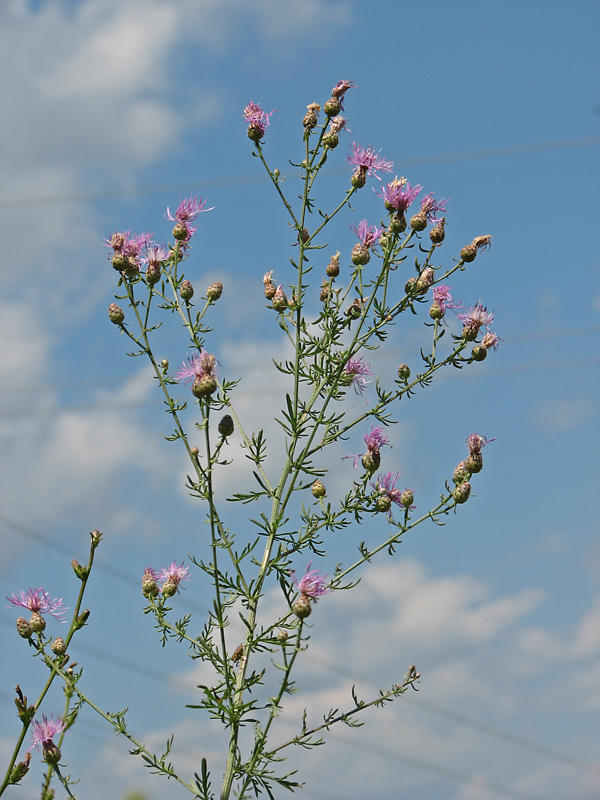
[{"x1": 534, "y1": 396, "x2": 593, "y2": 432}]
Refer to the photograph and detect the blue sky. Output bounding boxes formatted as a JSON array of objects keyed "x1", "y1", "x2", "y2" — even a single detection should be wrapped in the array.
[{"x1": 0, "y1": 1, "x2": 599, "y2": 799}]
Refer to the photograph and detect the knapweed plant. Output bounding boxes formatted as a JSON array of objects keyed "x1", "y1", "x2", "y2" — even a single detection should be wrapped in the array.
[{"x1": 2, "y1": 81, "x2": 500, "y2": 800}]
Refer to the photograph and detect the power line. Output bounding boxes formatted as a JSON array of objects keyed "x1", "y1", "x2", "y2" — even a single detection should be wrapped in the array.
[{"x1": 1, "y1": 135, "x2": 598, "y2": 210}]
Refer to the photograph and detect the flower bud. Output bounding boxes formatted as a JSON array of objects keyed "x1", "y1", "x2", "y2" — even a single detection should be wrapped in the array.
[
  {"x1": 108, "y1": 303, "x2": 124, "y2": 325},
  {"x1": 430, "y1": 217, "x2": 446, "y2": 244},
  {"x1": 77, "y1": 609, "x2": 90, "y2": 627},
  {"x1": 272, "y1": 285, "x2": 288, "y2": 312},
  {"x1": 397, "y1": 364, "x2": 410, "y2": 381},
  {"x1": 404, "y1": 277, "x2": 417, "y2": 295},
  {"x1": 51, "y1": 637, "x2": 66, "y2": 656},
  {"x1": 16, "y1": 617, "x2": 32, "y2": 639},
  {"x1": 9, "y1": 752, "x2": 31, "y2": 784},
  {"x1": 322, "y1": 131, "x2": 339, "y2": 149},
  {"x1": 362, "y1": 450, "x2": 381, "y2": 475},
  {"x1": 471, "y1": 345, "x2": 487, "y2": 361},
  {"x1": 192, "y1": 375, "x2": 217, "y2": 399},
  {"x1": 218, "y1": 414, "x2": 234, "y2": 437},
  {"x1": 276, "y1": 629, "x2": 289, "y2": 644},
  {"x1": 207, "y1": 282, "x2": 223, "y2": 301},
  {"x1": 319, "y1": 282, "x2": 330, "y2": 303},
  {"x1": 247, "y1": 123, "x2": 262, "y2": 142},
  {"x1": 324, "y1": 97, "x2": 341, "y2": 117},
  {"x1": 375, "y1": 495, "x2": 392, "y2": 513},
  {"x1": 71, "y1": 559, "x2": 89, "y2": 580},
  {"x1": 173, "y1": 221, "x2": 189, "y2": 240},
  {"x1": 389, "y1": 212, "x2": 407, "y2": 234},
  {"x1": 416, "y1": 267, "x2": 434, "y2": 294},
  {"x1": 179, "y1": 280, "x2": 194, "y2": 301},
  {"x1": 311, "y1": 480, "x2": 326, "y2": 498},
  {"x1": 400, "y1": 489, "x2": 414, "y2": 508},
  {"x1": 465, "y1": 453, "x2": 483, "y2": 474},
  {"x1": 429, "y1": 300, "x2": 444, "y2": 320},
  {"x1": 293, "y1": 592, "x2": 312, "y2": 619},
  {"x1": 123, "y1": 258, "x2": 140, "y2": 279},
  {"x1": 29, "y1": 612, "x2": 46, "y2": 633},
  {"x1": 351, "y1": 243, "x2": 370, "y2": 266},
  {"x1": 462, "y1": 321, "x2": 480, "y2": 341},
  {"x1": 326, "y1": 251, "x2": 340, "y2": 278},
  {"x1": 161, "y1": 359, "x2": 169, "y2": 370},
  {"x1": 351, "y1": 167, "x2": 367, "y2": 189},
  {"x1": 111, "y1": 253, "x2": 127, "y2": 272},
  {"x1": 410, "y1": 211, "x2": 428, "y2": 231},
  {"x1": 191, "y1": 447, "x2": 199, "y2": 457},
  {"x1": 303, "y1": 103, "x2": 320, "y2": 129},
  {"x1": 452, "y1": 461, "x2": 471, "y2": 485},
  {"x1": 141, "y1": 568, "x2": 159, "y2": 598},
  {"x1": 452, "y1": 482, "x2": 471, "y2": 504},
  {"x1": 145, "y1": 262, "x2": 161, "y2": 285},
  {"x1": 42, "y1": 742, "x2": 61, "y2": 766},
  {"x1": 345, "y1": 298, "x2": 362, "y2": 320}
]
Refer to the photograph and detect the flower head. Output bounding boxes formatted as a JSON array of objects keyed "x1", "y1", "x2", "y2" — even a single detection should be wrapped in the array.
[
  {"x1": 466, "y1": 433, "x2": 495, "y2": 455},
  {"x1": 364, "y1": 425, "x2": 390, "y2": 453},
  {"x1": 29, "y1": 714, "x2": 66, "y2": 753},
  {"x1": 166, "y1": 196, "x2": 211, "y2": 224},
  {"x1": 432, "y1": 285, "x2": 462, "y2": 316},
  {"x1": 419, "y1": 192, "x2": 448, "y2": 223},
  {"x1": 375, "y1": 179, "x2": 422, "y2": 213},
  {"x1": 291, "y1": 562, "x2": 331, "y2": 600},
  {"x1": 343, "y1": 357, "x2": 372, "y2": 395},
  {"x1": 372, "y1": 472, "x2": 416, "y2": 518},
  {"x1": 458, "y1": 302, "x2": 494, "y2": 329},
  {"x1": 481, "y1": 330, "x2": 502, "y2": 351},
  {"x1": 346, "y1": 143, "x2": 393, "y2": 182},
  {"x1": 158, "y1": 561, "x2": 190, "y2": 597},
  {"x1": 331, "y1": 80, "x2": 355, "y2": 109},
  {"x1": 175, "y1": 349, "x2": 218, "y2": 384},
  {"x1": 6, "y1": 588, "x2": 67, "y2": 622},
  {"x1": 243, "y1": 101, "x2": 276, "y2": 139},
  {"x1": 328, "y1": 115, "x2": 348, "y2": 135},
  {"x1": 350, "y1": 220, "x2": 384, "y2": 248}
]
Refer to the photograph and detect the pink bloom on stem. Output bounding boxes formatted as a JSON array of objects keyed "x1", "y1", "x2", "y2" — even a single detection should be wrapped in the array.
[
  {"x1": 375, "y1": 180, "x2": 422, "y2": 212},
  {"x1": 419, "y1": 192, "x2": 448, "y2": 223},
  {"x1": 372, "y1": 472, "x2": 417, "y2": 518},
  {"x1": 143, "y1": 244, "x2": 169, "y2": 267},
  {"x1": 165, "y1": 196, "x2": 212, "y2": 224},
  {"x1": 328, "y1": 115, "x2": 349, "y2": 135},
  {"x1": 432, "y1": 285, "x2": 462, "y2": 315},
  {"x1": 364, "y1": 425, "x2": 390, "y2": 453},
  {"x1": 29, "y1": 714, "x2": 66, "y2": 753},
  {"x1": 346, "y1": 143, "x2": 393, "y2": 180},
  {"x1": 458, "y1": 302, "x2": 494, "y2": 329},
  {"x1": 350, "y1": 220, "x2": 383, "y2": 248},
  {"x1": 175, "y1": 349, "x2": 218, "y2": 384},
  {"x1": 481, "y1": 330, "x2": 502, "y2": 351},
  {"x1": 243, "y1": 101, "x2": 276, "y2": 138},
  {"x1": 466, "y1": 433, "x2": 495, "y2": 455},
  {"x1": 158, "y1": 561, "x2": 190, "y2": 595},
  {"x1": 6, "y1": 588, "x2": 67, "y2": 621},
  {"x1": 291, "y1": 562, "x2": 331, "y2": 600},
  {"x1": 344, "y1": 356, "x2": 372, "y2": 395}
]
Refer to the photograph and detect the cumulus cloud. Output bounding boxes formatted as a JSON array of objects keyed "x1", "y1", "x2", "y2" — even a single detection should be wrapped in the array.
[{"x1": 534, "y1": 396, "x2": 593, "y2": 432}]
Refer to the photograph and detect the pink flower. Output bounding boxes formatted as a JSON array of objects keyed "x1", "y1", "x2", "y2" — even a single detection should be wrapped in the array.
[
  {"x1": 6, "y1": 588, "x2": 67, "y2": 621},
  {"x1": 432, "y1": 285, "x2": 462, "y2": 316},
  {"x1": 328, "y1": 115, "x2": 349, "y2": 135},
  {"x1": 175, "y1": 350, "x2": 218, "y2": 384},
  {"x1": 29, "y1": 714, "x2": 66, "y2": 753},
  {"x1": 458, "y1": 302, "x2": 494, "y2": 330},
  {"x1": 344, "y1": 357, "x2": 372, "y2": 395},
  {"x1": 481, "y1": 330, "x2": 502, "y2": 351},
  {"x1": 419, "y1": 192, "x2": 448, "y2": 223},
  {"x1": 350, "y1": 220, "x2": 384, "y2": 248},
  {"x1": 243, "y1": 101, "x2": 276, "y2": 138},
  {"x1": 346, "y1": 143, "x2": 393, "y2": 181},
  {"x1": 165, "y1": 196, "x2": 212, "y2": 225},
  {"x1": 466, "y1": 433, "x2": 495, "y2": 455},
  {"x1": 158, "y1": 561, "x2": 190, "y2": 596},
  {"x1": 375, "y1": 180, "x2": 422, "y2": 213},
  {"x1": 364, "y1": 425, "x2": 390, "y2": 453},
  {"x1": 331, "y1": 80, "x2": 355, "y2": 109},
  {"x1": 291, "y1": 562, "x2": 330, "y2": 600},
  {"x1": 372, "y1": 472, "x2": 417, "y2": 518}
]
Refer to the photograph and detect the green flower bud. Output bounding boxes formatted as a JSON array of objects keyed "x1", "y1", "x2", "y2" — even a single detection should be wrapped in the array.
[
  {"x1": 207, "y1": 282, "x2": 223, "y2": 301},
  {"x1": 218, "y1": 414, "x2": 234, "y2": 437},
  {"x1": 16, "y1": 617, "x2": 32, "y2": 639},
  {"x1": 51, "y1": 637, "x2": 66, "y2": 655},
  {"x1": 108, "y1": 303, "x2": 124, "y2": 325},
  {"x1": 293, "y1": 592, "x2": 312, "y2": 619},
  {"x1": 397, "y1": 364, "x2": 411, "y2": 381},
  {"x1": 192, "y1": 375, "x2": 217, "y2": 399},
  {"x1": 452, "y1": 482, "x2": 471, "y2": 504},
  {"x1": 179, "y1": 280, "x2": 194, "y2": 301},
  {"x1": 311, "y1": 480, "x2": 326, "y2": 498}
]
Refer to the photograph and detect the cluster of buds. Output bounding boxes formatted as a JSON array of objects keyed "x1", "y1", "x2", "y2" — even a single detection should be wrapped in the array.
[
  {"x1": 141, "y1": 562, "x2": 190, "y2": 599},
  {"x1": 452, "y1": 433, "x2": 494, "y2": 504},
  {"x1": 7, "y1": 588, "x2": 67, "y2": 638},
  {"x1": 175, "y1": 349, "x2": 219, "y2": 399},
  {"x1": 405, "y1": 267, "x2": 435, "y2": 297},
  {"x1": 291, "y1": 563, "x2": 331, "y2": 619},
  {"x1": 105, "y1": 230, "x2": 153, "y2": 278}
]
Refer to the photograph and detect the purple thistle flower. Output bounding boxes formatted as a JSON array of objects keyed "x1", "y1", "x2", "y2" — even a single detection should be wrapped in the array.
[
  {"x1": 291, "y1": 562, "x2": 331, "y2": 600},
  {"x1": 328, "y1": 115, "x2": 349, "y2": 135},
  {"x1": 346, "y1": 143, "x2": 393, "y2": 181},
  {"x1": 331, "y1": 80, "x2": 355, "y2": 109},
  {"x1": 458, "y1": 302, "x2": 494, "y2": 329},
  {"x1": 373, "y1": 471, "x2": 403, "y2": 505},
  {"x1": 158, "y1": 561, "x2": 190, "y2": 595},
  {"x1": 375, "y1": 179, "x2": 422, "y2": 213},
  {"x1": 243, "y1": 101, "x2": 276, "y2": 138},
  {"x1": 143, "y1": 244, "x2": 169, "y2": 267},
  {"x1": 344, "y1": 356, "x2": 372, "y2": 395},
  {"x1": 364, "y1": 425, "x2": 390, "y2": 453},
  {"x1": 419, "y1": 193, "x2": 448, "y2": 223},
  {"x1": 350, "y1": 220, "x2": 384, "y2": 248},
  {"x1": 432, "y1": 285, "x2": 462, "y2": 315},
  {"x1": 466, "y1": 433, "x2": 495, "y2": 455},
  {"x1": 165, "y1": 196, "x2": 212, "y2": 225},
  {"x1": 29, "y1": 714, "x2": 66, "y2": 753},
  {"x1": 6, "y1": 588, "x2": 67, "y2": 621},
  {"x1": 103, "y1": 230, "x2": 130, "y2": 252},
  {"x1": 481, "y1": 330, "x2": 502, "y2": 351},
  {"x1": 175, "y1": 350, "x2": 218, "y2": 384}
]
